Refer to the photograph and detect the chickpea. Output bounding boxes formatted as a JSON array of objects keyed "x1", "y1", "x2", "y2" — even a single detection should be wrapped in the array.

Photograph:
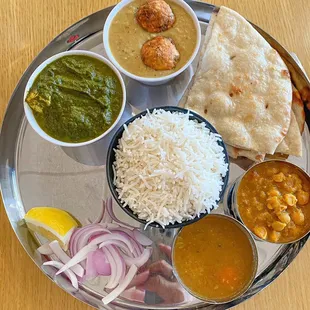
[
  {"x1": 277, "y1": 212, "x2": 291, "y2": 224},
  {"x1": 267, "y1": 196, "x2": 279, "y2": 205},
  {"x1": 275, "y1": 204, "x2": 287, "y2": 212},
  {"x1": 272, "y1": 221, "x2": 287, "y2": 232},
  {"x1": 273, "y1": 172, "x2": 286, "y2": 183},
  {"x1": 296, "y1": 190, "x2": 309, "y2": 205},
  {"x1": 283, "y1": 193, "x2": 297, "y2": 206},
  {"x1": 267, "y1": 203, "x2": 274, "y2": 210},
  {"x1": 267, "y1": 168, "x2": 278, "y2": 176},
  {"x1": 268, "y1": 189, "x2": 280, "y2": 197},
  {"x1": 253, "y1": 226, "x2": 267, "y2": 240},
  {"x1": 270, "y1": 230, "x2": 281, "y2": 242},
  {"x1": 291, "y1": 209, "x2": 305, "y2": 225}
]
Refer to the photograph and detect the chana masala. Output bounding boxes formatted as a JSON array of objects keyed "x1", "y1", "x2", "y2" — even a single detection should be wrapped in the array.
[
  {"x1": 237, "y1": 161, "x2": 310, "y2": 243},
  {"x1": 173, "y1": 215, "x2": 256, "y2": 302}
]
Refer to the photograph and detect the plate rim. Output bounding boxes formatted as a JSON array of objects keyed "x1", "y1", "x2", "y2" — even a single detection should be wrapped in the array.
[{"x1": 0, "y1": 1, "x2": 309, "y2": 310}]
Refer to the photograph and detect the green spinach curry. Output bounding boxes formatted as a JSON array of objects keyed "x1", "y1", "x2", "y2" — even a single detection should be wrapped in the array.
[{"x1": 26, "y1": 55, "x2": 123, "y2": 143}]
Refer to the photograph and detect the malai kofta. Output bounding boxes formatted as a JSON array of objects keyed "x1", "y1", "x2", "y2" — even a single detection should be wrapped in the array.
[
  {"x1": 141, "y1": 36, "x2": 179, "y2": 70},
  {"x1": 173, "y1": 215, "x2": 257, "y2": 303},
  {"x1": 108, "y1": 0, "x2": 197, "y2": 77},
  {"x1": 136, "y1": 0, "x2": 175, "y2": 33},
  {"x1": 237, "y1": 161, "x2": 310, "y2": 243}
]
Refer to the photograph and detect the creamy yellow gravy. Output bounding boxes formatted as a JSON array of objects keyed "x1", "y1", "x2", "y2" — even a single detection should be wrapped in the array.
[{"x1": 109, "y1": 0, "x2": 197, "y2": 78}]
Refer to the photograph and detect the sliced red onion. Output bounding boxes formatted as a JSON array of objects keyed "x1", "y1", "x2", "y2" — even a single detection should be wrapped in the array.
[
  {"x1": 110, "y1": 229, "x2": 143, "y2": 257},
  {"x1": 121, "y1": 248, "x2": 152, "y2": 268},
  {"x1": 88, "y1": 233, "x2": 134, "y2": 253},
  {"x1": 102, "y1": 265, "x2": 138, "y2": 305},
  {"x1": 93, "y1": 250, "x2": 111, "y2": 275},
  {"x1": 49, "y1": 241, "x2": 84, "y2": 278},
  {"x1": 120, "y1": 287, "x2": 145, "y2": 303},
  {"x1": 76, "y1": 227, "x2": 111, "y2": 252},
  {"x1": 37, "y1": 243, "x2": 53, "y2": 255},
  {"x1": 56, "y1": 244, "x2": 97, "y2": 276},
  {"x1": 110, "y1": 226, "x2": 135, "y2": 237},
  {"x1": 102, "y1": 247, "x2": 117, "y2": 289},
  {"x1": 98, "y1": 240, "x2": 133, "y2": 257},
  {"x1": 106, "y1": 197, "x2": 136, "y2": 228},
  {"x1": 133, "y1": 230, "x2": 153, "y2": 246},
  {"x1": 69, "y1": 225, "x2": 111, "y2": 256},
  {"x1": 85, "y1": 251, "x2": 98, "y2": 280},
  {"x1": 106, "y1": 246, "x2": 124, "y2": 289},
  {"x1": 127, "y1": 270, "x2": 149, "y2": 289},
  {"x1": 43, "y1": 261, "x2": 78, "y2": 289}
]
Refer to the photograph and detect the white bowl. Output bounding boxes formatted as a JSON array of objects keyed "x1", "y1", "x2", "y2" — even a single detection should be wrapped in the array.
[
  {"x1": 24, "y1": 50, "x2": 126, "y2": 147},
  {"x1": 103, "y1": 0, "x2": 201, "y2": 86}
]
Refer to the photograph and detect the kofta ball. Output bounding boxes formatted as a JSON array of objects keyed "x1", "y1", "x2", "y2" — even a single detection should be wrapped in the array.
[
  {"x1": 136, "y1": 0, "x2": 175, "y2": 33},
  {"x1": 141, "y1": 36, "x2": 180, "y2": 71}
]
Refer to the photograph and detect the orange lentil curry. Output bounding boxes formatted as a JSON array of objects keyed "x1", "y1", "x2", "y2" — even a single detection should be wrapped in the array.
[
  {"x1": 238, "y1": 161, "x2": 310, "y2": 243},
  {"x1": 173, "y1": 216, "x2": 256, "y2": 302}
]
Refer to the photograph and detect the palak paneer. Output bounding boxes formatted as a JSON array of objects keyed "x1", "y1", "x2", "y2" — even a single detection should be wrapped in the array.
[
  {"x1": 237, "y1": 161, "x2": 310, "y2": 243},
  {"x1": 173, "y1": 215, "x2": 256, "y2": 302},
  {"x1": 26, "y1": 55, "x2": 123, "y2": 143}
]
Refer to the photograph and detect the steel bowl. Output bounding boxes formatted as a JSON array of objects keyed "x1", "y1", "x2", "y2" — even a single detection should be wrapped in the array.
[
  {"x1": 230, "y1": 159, "x2": 310, "y2": 244},
  {"x1": 171, "y1": 214, "x2": 259, "y2": 304}
]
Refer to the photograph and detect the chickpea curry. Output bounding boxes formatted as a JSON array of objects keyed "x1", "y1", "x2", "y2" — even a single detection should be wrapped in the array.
[
  {"x1": 173, "y1": 215, "x2": 256, "y2": 302},
  {"x1": 238, "y1": 161, "x2": 310, "y2": 243}
]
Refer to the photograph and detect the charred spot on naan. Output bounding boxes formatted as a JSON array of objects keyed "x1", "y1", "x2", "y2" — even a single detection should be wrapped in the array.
[
  {"x1": 229, "y1": 84, "x2": 243, "y2": 97},
  {"x1": 281, "y1": 69, "x2": 290, "y2": 79}
]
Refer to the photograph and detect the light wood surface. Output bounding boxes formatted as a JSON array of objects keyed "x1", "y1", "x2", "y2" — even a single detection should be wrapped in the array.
[{"x1": 0, "y1": 0, "x2": 310, "y2": 309}]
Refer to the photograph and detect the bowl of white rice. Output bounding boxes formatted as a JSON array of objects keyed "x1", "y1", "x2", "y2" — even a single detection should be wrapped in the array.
[{"x1": 106, "y1": 107, "x2": 229, "y2": 229}]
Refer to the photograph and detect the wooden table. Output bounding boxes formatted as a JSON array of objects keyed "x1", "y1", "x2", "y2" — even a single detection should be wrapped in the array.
[{"x1": 0, "y1": 0, "x2": 309, "y2": 309}]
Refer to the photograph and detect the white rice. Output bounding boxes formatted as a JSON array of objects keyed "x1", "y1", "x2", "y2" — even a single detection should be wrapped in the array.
[{"x1": 113, "y1": 109, "x2": 228, "y2": 227}]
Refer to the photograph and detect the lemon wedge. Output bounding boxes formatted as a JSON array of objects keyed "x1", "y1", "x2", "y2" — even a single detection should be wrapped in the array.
[{"x1": 24, "y1": 207, "x2": 79, "y2": 250}]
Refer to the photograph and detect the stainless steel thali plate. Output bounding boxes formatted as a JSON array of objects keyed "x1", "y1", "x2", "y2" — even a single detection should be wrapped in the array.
[{"x1": 1, "y1": 1, "x2": 310, "y2": 309}]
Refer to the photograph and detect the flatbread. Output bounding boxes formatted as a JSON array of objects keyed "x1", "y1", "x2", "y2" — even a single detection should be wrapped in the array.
[
  {"x1": 275, "y1": 111, "x2": 302, "y2": 156},
  {"x1": 227, "y1": 87, "x2": 304, "y2": 160},
  {"x1": 226, "y1": 145, "x2": 265, "y2": 162},
  {"x1": 185, "y1": 6, "x2": 292, "y2": 154},
  {"x1": 292, "y1": 85, "x2": 305, "y2": 134},
  {"x1": 274, "y1": 86, "x2": 303, "y2": 156}
]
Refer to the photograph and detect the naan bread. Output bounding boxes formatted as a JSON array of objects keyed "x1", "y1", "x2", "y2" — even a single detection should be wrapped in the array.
[
  {"x1": 185, "y1": 6, "x2": 292, "y2": 154},
  {"x1": 276, "y1": 111, "x2": 302, "y2": 156},
  {"x1": 292, "y1": 85, "x2": 305, "y2": 134},
  {"x1": 226, "y1": 145, "x2": 265, "y2": 162},
  {"x1": 227, "y1": 87, "x2": 304, "y2": 160}
]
